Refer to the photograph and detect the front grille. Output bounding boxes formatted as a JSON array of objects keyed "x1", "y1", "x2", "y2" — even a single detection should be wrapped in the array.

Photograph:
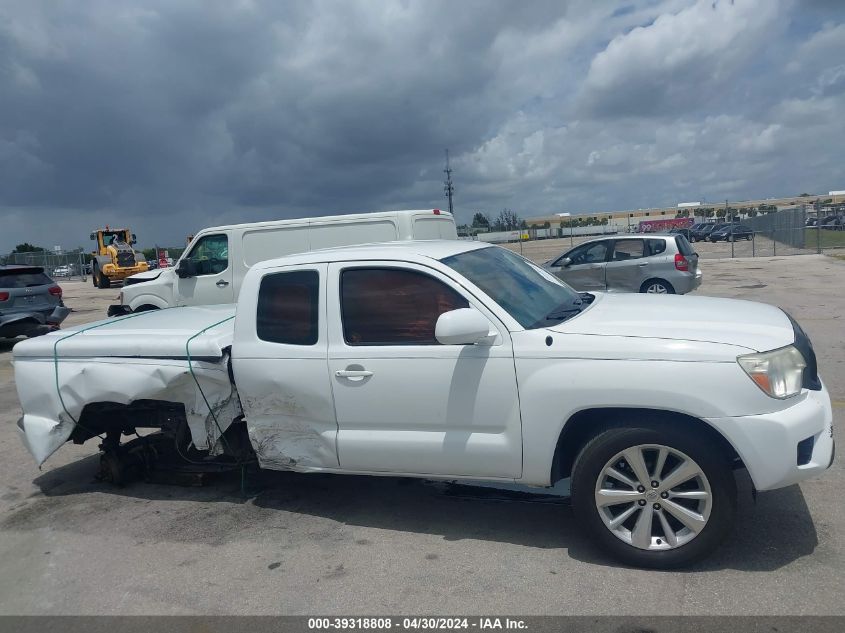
[
  {"x1": 116, "y1": 252, "x2": 136, "y2": 268},
  {"x1": 786, "y1": 313, "x2": 822, "y2": 391}
]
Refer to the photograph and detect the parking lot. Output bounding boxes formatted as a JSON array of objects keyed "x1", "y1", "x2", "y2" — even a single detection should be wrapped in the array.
[{"x1": 0, "y1": 254, "x2": 843, "y2": 615}]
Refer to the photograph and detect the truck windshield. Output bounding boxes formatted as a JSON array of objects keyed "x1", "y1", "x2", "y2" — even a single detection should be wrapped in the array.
[{"x1": 441, "y1": 246, "x2": 584, "y2": 329}]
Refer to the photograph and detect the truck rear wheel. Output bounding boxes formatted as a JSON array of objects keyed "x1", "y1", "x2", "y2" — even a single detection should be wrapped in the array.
[{"x1": 571, "y1": 424, "x2": 736, "y2": 569}]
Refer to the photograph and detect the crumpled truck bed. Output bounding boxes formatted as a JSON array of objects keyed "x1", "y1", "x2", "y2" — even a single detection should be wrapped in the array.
[{"x1": 13, "y1": 305, "x2": 239, "y2": 465}]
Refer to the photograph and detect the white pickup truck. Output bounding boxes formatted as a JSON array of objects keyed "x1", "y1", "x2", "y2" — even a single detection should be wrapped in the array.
[{"x1": 14, "y1": 240, "x2": 834, "y2": 568}]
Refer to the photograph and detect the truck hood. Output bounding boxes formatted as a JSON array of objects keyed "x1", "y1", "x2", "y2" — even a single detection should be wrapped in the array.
[
  {"x1": 13, "y1": 304, "x2": 236, "y2": 360},
  {"x1": 550, "y1": 293, "x2": 794, "y2": 353},
  {"x1": 124, "y1": 269, "x2": 163, "y2": 283}
]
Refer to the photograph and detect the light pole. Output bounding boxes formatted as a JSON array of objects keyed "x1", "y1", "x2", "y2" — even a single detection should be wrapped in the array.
[{"x1": 557, "y1": 213, "x2": 573, "y2": 247}]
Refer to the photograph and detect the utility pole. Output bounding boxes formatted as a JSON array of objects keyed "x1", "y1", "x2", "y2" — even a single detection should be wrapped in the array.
[{"x1": 443, "y1": 149, "x2": 454, "y2": 215}]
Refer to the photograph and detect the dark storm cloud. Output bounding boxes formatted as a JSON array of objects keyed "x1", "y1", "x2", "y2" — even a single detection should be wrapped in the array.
[{"x1": 1, "y1": 0, "x2": 844, "y2": 251}]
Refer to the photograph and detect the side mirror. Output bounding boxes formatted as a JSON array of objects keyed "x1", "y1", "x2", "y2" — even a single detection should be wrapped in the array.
[
  {"x1": 559, "y1": 257, "x2": 572, "y2": 267},
  {"x1": 435, "y1": 308, "x2": 493, "y2": 346},
  {"x1": 175, "y1": 259, "x2": 197, "y2": 279},
  {"x1": 131, "y1": 234, "x2": 137, "y2": 244},
  {"x1": 89, "y1": 233, "x2": 96, "y2": 241}
]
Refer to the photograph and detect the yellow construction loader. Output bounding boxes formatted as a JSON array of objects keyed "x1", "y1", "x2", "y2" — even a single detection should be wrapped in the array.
[{"x1": 89, "y1": 227, "x2": 148, "y2": 288}]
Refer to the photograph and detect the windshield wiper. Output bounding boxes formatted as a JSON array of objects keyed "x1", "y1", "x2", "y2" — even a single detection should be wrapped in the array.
[
  {"x1": 544, "y1": 308, "x2": 581, "y2": 321},
  {"x1": 533, "y1": 297, "x2": 587, "y2": 326}
]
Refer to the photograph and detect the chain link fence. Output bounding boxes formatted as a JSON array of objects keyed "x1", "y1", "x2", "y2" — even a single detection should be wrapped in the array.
[{"x1": 0, "y1": 251, "x2": 91, "y2": 281}]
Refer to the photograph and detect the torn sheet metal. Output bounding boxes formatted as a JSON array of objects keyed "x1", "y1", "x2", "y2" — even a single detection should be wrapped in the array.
[
  {"x1": 13, "y1": 305, "x2": 238, "y2": 466},
  {"x1": 235, "y1": 364, "x2": 340, "y2": 472}
]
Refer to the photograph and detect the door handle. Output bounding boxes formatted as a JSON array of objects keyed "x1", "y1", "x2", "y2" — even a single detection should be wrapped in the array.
[
  {"x1": 638, "y1": 263, "x2": 648, "y2": 267},
  {"x1": 216, "y1": 280, "x2": 229, "y2": 288},
  {"x1": 335, "y1": 369, "x2": 374, "y2": 378}
]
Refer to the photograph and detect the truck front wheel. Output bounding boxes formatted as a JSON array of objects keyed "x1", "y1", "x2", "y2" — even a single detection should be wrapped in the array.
[
  {"x1": 93, "y1": 264, "x2": 110, "y2": 289},
  {"x1": 570, "y1": 424, "x2": 736, "y2": 569}
]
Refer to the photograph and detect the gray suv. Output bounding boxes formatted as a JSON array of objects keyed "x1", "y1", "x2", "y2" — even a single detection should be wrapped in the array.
[
  {"x1": 0, "y1": 266, "x2": 70, "y2": 339},
  {"x1": 542, "y1": 234, "x2": 702, "y2": 294}
]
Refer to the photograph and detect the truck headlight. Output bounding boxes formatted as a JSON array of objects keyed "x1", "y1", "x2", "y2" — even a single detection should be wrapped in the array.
[{"x1": 737, "y1": 345, "x2": 806, "y2": 399}]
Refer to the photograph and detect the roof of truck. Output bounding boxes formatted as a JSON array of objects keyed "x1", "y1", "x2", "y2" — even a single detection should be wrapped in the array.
[
  {"x1": 200, "y1": 209, "x2": 453, "y2": 233},
  {"x1": 252, "y1": 239, "x2": 492, "y2": 269}
]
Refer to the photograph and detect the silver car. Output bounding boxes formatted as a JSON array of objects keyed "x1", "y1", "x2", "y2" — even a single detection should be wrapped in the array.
[{"x1": 542, "y1": 234, "x2": 702, "y2": 294}]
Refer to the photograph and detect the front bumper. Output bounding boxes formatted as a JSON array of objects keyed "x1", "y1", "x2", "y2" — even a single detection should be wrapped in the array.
[{"x1": 706, "y1": 383, "x2": 835, "y2": 491}]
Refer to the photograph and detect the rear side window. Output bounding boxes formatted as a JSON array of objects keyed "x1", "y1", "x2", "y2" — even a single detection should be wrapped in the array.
[
  {"x1": 646, "y1": 239, "x2": 667, "y2": 256},
  {"x1": 611, "y1": 239, "x2": 645, "y2": 260},
  {"x1": 341, "y1": 268, "x2": 469, "y2": 345},
  {"x1": 675, "y1": 236, "x2": 695, "y2": 256},
  {"x1": 256, "y1": 270, "x2": 319, "y2": 345},
  {"x1": 0, "y1": 270, "x2": 52, "y2": 288}
]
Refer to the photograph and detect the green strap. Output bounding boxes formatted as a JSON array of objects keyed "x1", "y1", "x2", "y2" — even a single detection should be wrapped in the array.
[{"x1": 185, "y1": 315, "x2": 237, "y2": 454}]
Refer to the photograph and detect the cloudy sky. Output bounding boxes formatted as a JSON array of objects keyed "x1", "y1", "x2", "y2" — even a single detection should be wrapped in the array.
[{"x1": 2, "y1": 0, "x2": 844, "y2": 251}]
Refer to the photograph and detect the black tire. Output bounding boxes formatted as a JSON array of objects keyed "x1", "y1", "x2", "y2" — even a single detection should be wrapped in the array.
[
  {"x1": 94, "y1": 265, "x2": 110, "y2": 289},
  {"x1": 640, "y1": 279, "x2": 675, "y2": 294},
  {"x1": 571, "y1": 423, "x2": 737, "y2": 569}
]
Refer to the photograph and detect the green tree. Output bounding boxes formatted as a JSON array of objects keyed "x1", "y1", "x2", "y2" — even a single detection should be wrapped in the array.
[
  {"x1": 13, "y1": 243, "x2": 44, "y2": 253},
  {"x1": 471, "y1": 212, "x2": 491, "y2": 229},
  {"x1": 492, "y1": 208, "x2": 523, "y2": 231}
]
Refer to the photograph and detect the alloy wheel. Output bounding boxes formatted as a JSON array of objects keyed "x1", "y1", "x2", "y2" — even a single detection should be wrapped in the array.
[
  {"x1": 645, "y1": 283, "x2": 668, "y2": 294},
  {"x1": 594, "y1": 444, "x2": 712, "y2": 550}
]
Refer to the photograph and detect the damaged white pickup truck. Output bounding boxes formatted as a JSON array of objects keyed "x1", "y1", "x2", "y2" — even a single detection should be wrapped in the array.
[{"x1": 14, "y1": 240, "x2": 834, "y2": 568}]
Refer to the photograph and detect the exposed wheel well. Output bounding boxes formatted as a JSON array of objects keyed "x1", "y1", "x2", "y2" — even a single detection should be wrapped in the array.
[
  {"x1": 134, "y1": 304, "x2": 160, "y2": 312},
  {"x1": 550, "y1": 407, "x2": 740, "y2": 484}
]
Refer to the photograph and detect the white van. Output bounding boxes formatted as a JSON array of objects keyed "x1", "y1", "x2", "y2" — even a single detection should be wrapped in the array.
[{"x1": 110, "y1": 209, "x2": 457, "y2": 315}]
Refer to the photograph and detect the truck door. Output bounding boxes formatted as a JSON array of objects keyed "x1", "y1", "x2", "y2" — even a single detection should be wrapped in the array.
[
  {"x1": 326, "y1": 261, "x2": 522, "y2": 479},
  {"x1": 231, "y1": 263, "x2": 339, "y2": 470},
  {"x1": 175, "y1": 233, "x2": 234, "y2": 306}
]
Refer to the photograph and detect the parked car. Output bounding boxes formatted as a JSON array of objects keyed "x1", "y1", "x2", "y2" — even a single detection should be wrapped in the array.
[
  {"x1": 669, "y1": 227, "x2": 693, "y2": 242},
  {"x1": 0, "y1": 266, "x2": 70, "y2": 339},
  {"x1": 52, "y1": 265, "x2": 72, "y2": 277},
  {"x1": 708, "y1": 224, "x2": 753, "y2": 242},
  {"x1": 691, "y1": 223, "x2": 722, "y2": 241},
  {"x1": 542, "y1": 234, "x2": 701, "y2": 294},
  {"x1": 14, "y1": 241, "x2": 833, "y2": 568},
  {"x1": 820, "y1": 215, "x2": 844, "y2": 230}
]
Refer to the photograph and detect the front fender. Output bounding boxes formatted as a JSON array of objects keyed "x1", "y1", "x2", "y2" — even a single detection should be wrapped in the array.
[
  {"x1": 128, "y1": 294, "x2": 169, "y2": 311},
  {"x1": 515, "y1": 356, "x2": 787, "y2": 486}
]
